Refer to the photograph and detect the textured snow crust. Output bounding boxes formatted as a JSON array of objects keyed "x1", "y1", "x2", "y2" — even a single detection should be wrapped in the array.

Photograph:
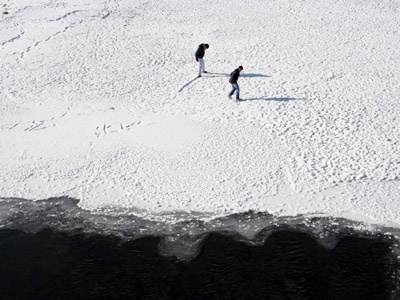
[{"x1": 1, "y1": 0, "x2": 399, "y2": 226}]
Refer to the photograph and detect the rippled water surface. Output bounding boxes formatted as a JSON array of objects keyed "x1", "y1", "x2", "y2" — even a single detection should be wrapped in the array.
[{"x1": 0, "y1": 197, "x2": 399, "y2": 299}]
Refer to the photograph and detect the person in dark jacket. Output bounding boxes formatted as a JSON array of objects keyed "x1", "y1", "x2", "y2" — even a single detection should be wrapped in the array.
[
  {"x1": 228, "y1": 66, "x2": 243, "y2": 100},
  {"x1": 195, "y1": 43, "x2": 209, "y2": 77}
]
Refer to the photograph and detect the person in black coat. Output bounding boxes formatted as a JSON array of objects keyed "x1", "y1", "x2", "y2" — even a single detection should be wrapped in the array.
[
  {"x1": 228, "y1": 66, "x2": 243, "y2": 100},
  {"x1": 195, "y1": 43, "x2": 209, "y2": 77}
]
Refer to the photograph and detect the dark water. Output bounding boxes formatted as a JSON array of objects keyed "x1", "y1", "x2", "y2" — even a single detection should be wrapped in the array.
[{"x1": 0, "y1": 197, "x2": 399, "y2": 300}]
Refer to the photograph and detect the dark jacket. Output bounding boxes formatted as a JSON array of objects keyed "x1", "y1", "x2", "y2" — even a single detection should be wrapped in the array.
[
  {"x1": 195, "y1": 44, "x2": 206, "y2": 61},
  {"x1": 229, "y1": 69, "x2": 240, "y2": 83}
]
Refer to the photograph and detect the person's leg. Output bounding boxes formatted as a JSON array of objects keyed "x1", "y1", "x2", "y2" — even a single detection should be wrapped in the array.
[
  {"x1": 198, "y1": 58, "x2": 204, "y2": 76},
  {"x1": 202, "y1": 59, "x2": 207, "y2": 73},
  {"x1": 229, "y1": 83, "x2": 236, "y2": 97},
  {"x1": 234, "y1": 83, "x2": 240, "y2": 99}
]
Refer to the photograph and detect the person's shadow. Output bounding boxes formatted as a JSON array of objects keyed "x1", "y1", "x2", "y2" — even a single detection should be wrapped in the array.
[
  {"x1": 206, "y1": 72, "x2": 271, "y2": 78},
  {"x1": 179, "y1": 72, "x2": 272, "y2": 92},
  {"x1": 240, "y1": 73, "x2": 271, "y2": 78},
  {"x1": 207, "y1": 73, "x2": 299, "y2": 101},
  {"x1": 204, "y1": 72, "x2": 229, "y2": 77},
  {"x1": 239, "y1": 97, "x2": 303, "y2": 102}
]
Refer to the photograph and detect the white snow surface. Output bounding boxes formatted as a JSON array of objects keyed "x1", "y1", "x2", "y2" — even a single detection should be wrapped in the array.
[{"x1": 1, "y1": 0, "x2": 399, "y2": 226}]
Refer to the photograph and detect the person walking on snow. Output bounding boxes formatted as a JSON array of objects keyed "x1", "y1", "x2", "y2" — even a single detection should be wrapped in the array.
[
  {"x1": 195, "y1": 43, "x2": 209, "y2": 77},
  {"x1": 228, "y1": 65, "x2": 243, "y2": 101}
]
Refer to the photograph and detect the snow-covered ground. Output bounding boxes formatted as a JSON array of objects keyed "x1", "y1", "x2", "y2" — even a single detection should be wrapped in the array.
[{"x1": 1, "y1": 0, "x2": 399, "y2": 227}]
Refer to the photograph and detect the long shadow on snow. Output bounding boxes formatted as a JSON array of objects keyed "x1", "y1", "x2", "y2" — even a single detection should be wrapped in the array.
[
  {"x1": 179, "y1": 72, "x2": 271, "y2": 92},
  {"x1": 241, "y1": 73, "x2": 271, "y2": 78},
  {"x1": 206, "y1": 72, "x2": 271, "y2": 78},
  {"x1": 178, "y1": 76, "x2": 200, "y2": 92},
  {"x1": 205, "y1": 72, "x2": 229, "y2": 76},
  {"x1": 240, "y1": 96, "x2": 303, "y2": 102}
]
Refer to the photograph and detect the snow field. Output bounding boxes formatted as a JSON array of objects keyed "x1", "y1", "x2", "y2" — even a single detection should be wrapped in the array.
[{"x1": 0, "y1": 0, "x2": 399, "y2": 226}]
